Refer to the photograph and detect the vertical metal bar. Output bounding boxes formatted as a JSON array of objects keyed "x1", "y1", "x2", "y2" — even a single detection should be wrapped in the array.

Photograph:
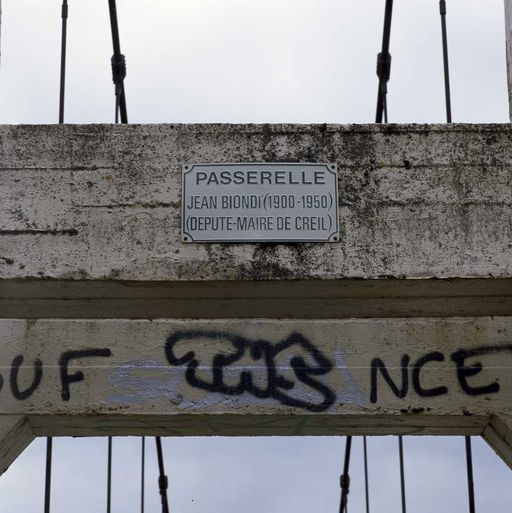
[
  {"x1": 0, "y1": 0, "x2": 2, "y2": 68},
  {"x1": 156, "y1": 437, "x2": 170, "y2": 513},
  {"x1": 59, "y1": 0, "x2": 68, "y2": 123},
  {"x1": 440, "y1": 0, "x2": 452, "y2": 123},
  {"x1": 141, "y1": 437, "x2": 145, "y2": 513},
  {"x1": 107, "y1": 437, "x2": 112, "y2": 513},
  {"x1": 465, "y1": 436, "x2": 476, "y2": 513},
  {"x1": 363, "y1": 436, "x2": 370, "y2": 513},
  {"x1": 375, "y1": 0, "x2": 394, "y2": 123},
  {"x1": 398, "y1": 436, "x2": 407, "y2": 513},
  {"x1": 44, "y1": 437, "x2": 53, "y2": 513},
  {"x1": 339, "y1": 436, "x2": 352, "y2": 513},
  {"x1": 505, "y1": 0, "x2": 512, "y2": 121},
  {"x1": 108, "y1": 0, "x2": 128, "y2": 124}
]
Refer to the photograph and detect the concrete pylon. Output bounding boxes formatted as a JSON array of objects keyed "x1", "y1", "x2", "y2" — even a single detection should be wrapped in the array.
[{"x1": 1, "y1": 124, "x2": 512, "y2": 474}]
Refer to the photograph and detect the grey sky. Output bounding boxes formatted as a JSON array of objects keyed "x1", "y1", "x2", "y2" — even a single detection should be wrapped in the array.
[
  {"x1": 0, "y1": 0, "x2": 509, "y2": 124},
  {"x1": 0, "y1": 0, "x2": 511, "y2": 512}
]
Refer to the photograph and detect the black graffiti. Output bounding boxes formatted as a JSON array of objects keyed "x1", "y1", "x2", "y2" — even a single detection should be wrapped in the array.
[
  {"x1": 370, "y1": 355, "x2": 410, "y2": 404},
  {"x1": 412, "y1": 352, "x2": 448, "y2": 397},
  {"x1": 165, "y1": 330, "x2": 336, "y2": 412},
  {"x1": 60, "y1": 349, "x2": 113, "y2": 401},
  {"x1": 0, "y1": 348, "x2": 112, "y2": 401},
  {"x1": 10, "y1": 355, "x2": 43, "y2": 400},
  {"x1": 451, "y1": 346, "x2": 509, "y2": 396},
  {"x1": 370, "y1": 345, "x2": 512, "y2": 403}
]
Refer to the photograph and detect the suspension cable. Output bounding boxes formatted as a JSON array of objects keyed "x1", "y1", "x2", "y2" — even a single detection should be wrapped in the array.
[
  {"x1": 58, "y1": 0, "x2": 68, "y2": 123},
  {"x1": 108, "y1": 0, "x2": 128, "y2": 123},
  {"x1": 375, "y1": 0, "x2": 394, "y2": 123},
  {"x1": 363, "y1": 436, "x2": 370, "y2": 513},
  {"x1": 107, "y1": 437, "x2": 113, "y2": 513},
  {"x1": 439, "y1": 8, "x2": 476, "y2": 510},
  {"x1": 465, "y1": 437, "x2": 476, "y2": 513},
  {"x1": 44, "y1": 437, "x2": 53, "y2": 513},
  {"x1": 156, "y1": 437, "x2": 170, "y2": 513},
  {"x1": 44, "y1": 2, "x2": 68, "y2": 508},
  {"x1": 339, "y1": 436, "x2": 352, "y2": 513},
  {"x1": 398, "y1": 436, "x2": 407, "y2": 513},
  {"x1": 141, "y1": 437, "x2": 145, "y2": 513},
  {"x1": 439, "y1": 0, "x2": 452, "y2": 123}
]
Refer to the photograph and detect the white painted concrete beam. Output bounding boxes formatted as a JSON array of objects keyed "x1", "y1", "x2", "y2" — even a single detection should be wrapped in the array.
[
  {"x1": 2, "y1": 317, "x2": 512, "y2": 469},
  {"x1": 1, "y1": 124, "x2": 512, "y2": 285}
]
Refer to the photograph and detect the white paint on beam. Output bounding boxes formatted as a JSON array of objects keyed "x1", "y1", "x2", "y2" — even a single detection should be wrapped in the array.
[{"x1": 1, "y1": 317, "x2": 512, "y2": 470}]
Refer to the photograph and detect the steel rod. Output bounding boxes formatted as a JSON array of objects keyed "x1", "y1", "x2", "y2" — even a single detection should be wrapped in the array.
[
  {"x1": 465, "y1": 436, "x2": 476, "y2": 513},
  {"x1": 363, "y1": 436, "x2": 370, "y2": 513},
  {"x1": 58, "y1": 0, "x2": 68, "y2": 123},
  {"x1": 440, "y1": 0, "x2": 452, "y2": 122},
  {"x1": 156, "y1": 437, "x2": 170, "y2": 513},
  {"x1": 339, "y1": 436, "x2": 352, "y2": 513},
  {"x1": 107, "y1": 0, "x2": 128, "y2": 123},
  {"x1": 107, "y1": 437, "x2": 112, "y2": 513},
  {"x1": 44, "y1": 437, "x2": 53, "y2": 513},
  {"x1": 399, "y1": 436, "x2": 407, "y2": 513},
  {"x1": 375, "y1": 0, "x2": 394, "y2": 123},
  {"x1": 141, "y1": 437, "x2": 145, "y2": 513}
]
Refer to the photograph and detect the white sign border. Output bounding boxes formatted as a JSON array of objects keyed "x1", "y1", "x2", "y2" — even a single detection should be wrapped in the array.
[{"x1": 181, "y1": 162, "x2": 340, "y2": 243}]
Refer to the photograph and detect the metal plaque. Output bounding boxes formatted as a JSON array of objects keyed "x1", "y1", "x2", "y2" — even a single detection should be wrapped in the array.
[{"x1": 181, "y1": 163, "x2": 339, "y2": 243}]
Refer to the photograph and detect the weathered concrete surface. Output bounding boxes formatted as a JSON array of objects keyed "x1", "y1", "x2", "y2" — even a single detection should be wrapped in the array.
[
  {"x1": 0, "y1": 416, "x2": 34, "y2": 475},
  {"x1": 2, "y1": 123, "x2": 512, "y2": 473},
  {"x1": 1, "y1": 317, "x2": 512, "y2": 471},
  {"x1": 1, "y1": 124, "x2": 512, "y2": 317},
  {"x1": 506, "y1": 0, "x2": 512, "y2": 120}
]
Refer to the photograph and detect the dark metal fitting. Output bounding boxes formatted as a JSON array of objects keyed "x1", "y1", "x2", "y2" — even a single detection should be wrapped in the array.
[
  {"x1": 376, "y1": 52, "x2": 392, "y2": 82},
  {"x1": 61, "y1": 2, "x2": 68, "y2": 19},
  {"x1": 158, "y1": 475, "x2": 168, "y2": 491},
  {"x1": 439, "y1": 0, "x2": 446, "y2": 16},
  {"x1": 111, "y1": 54, "x2": 127, "y2": 85},
  {"x1": 340, "y1": 474, "x2": 350, "y2": 491}
]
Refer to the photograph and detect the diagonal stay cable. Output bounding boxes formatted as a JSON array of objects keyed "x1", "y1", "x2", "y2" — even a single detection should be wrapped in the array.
[
  {"x1": 156, "y1": 437, "x2": 170, "y2": 513},
  {"x1": 45, "y1": 2, "x2": 69, "y2": 509},
  {"x1": 105, "y1": 3, "x2": 128, "y2": 511},
  {"x1": 375, "y1": 0, "x2": 394, "y2": 123},
  {"x1": 44, "y1": 437, "x2": 53, "y2": 513},
  {"x1": 363, "y1": 436, "x2": 370, "y2": 513},
  {"x1": 141, "y1": 436, "x2": 145, "y2": 513},
  {"x1": 339, "y1": 436, "x2": 352, "y2": 513},
  {"x1": 58, "y1": 0, "x2": 68, "y2": 123},
  {"x1": 439, "y1": 0, "x2": 452, "y2": 123},
  {"x1": 465, "y1": 437, "x2": 476, "y2": 513},
  {"x1": 437, "y1": 8, "x2": 476, "y2": 509},
  {"x1": 398, "y1": 436, "x2": 407, "y2": 513},
  {"x1": 108, "y1": 0, "x2": 128, "y2": 123},
  {"x1": 107, "y1": 437, "x2": 113, "y2": 513}
]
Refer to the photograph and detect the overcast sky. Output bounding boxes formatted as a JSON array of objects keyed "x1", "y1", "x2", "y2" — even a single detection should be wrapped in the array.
[{"x1": 1, "y1": 1, "x2": 512, "y2": 512}]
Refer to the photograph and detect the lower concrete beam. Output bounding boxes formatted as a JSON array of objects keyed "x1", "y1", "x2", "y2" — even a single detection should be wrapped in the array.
[{"x1": 2, "y1": 317, "x2": 512, "y2": 472}]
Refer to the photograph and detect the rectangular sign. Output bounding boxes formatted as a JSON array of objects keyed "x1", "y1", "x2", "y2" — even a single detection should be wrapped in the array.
[{"x1": 181, "y1": 163, "x2": 339, "y2": 243}]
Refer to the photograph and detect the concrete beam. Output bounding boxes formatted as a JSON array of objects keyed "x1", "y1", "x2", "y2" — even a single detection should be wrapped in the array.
[
  {"x1": 2, "y1": 123, "x2": 512, "y2": 470},
  {"x1": 1, "y1": 124, "x2": 512, "y2": 318},
  {"x1": 0, "y1": 416, "x2": 34, "y2": 475},
  {"x1": 2, "y1": 317, "x2": 512, "y2": 468},
  {"x1": 0, "y1": 124, "x2": 511, "y2": 285}
]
